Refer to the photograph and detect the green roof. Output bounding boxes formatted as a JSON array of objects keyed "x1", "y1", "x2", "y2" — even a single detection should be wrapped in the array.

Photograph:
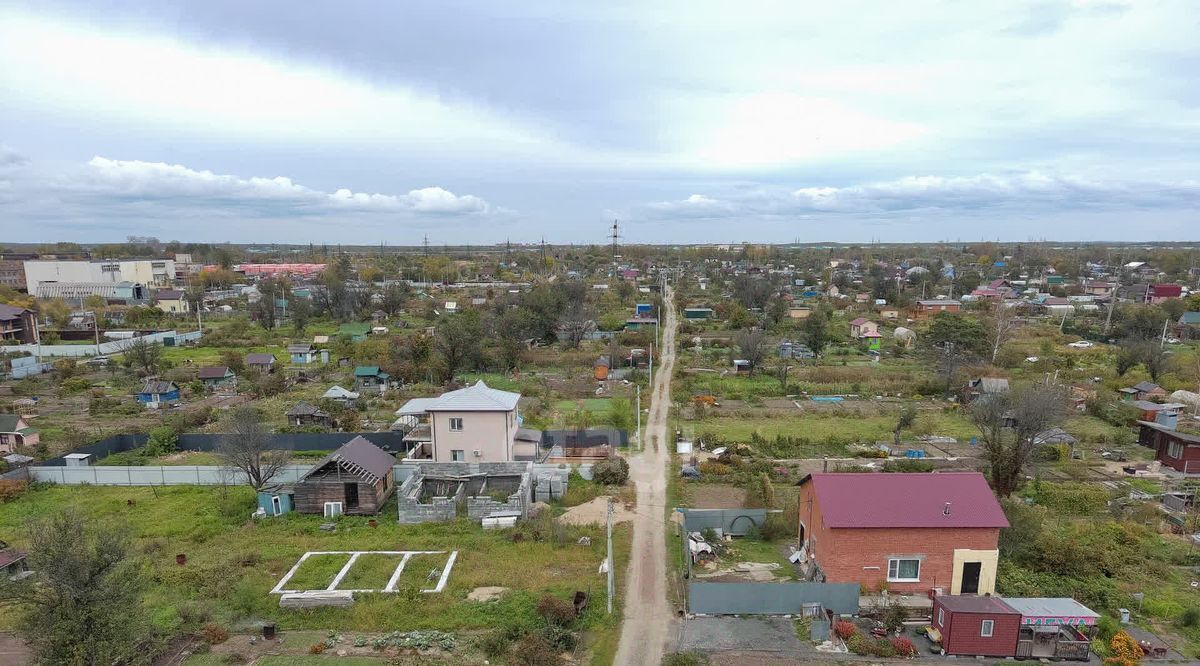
[
  {"x1": 338, "y1": 323, "x2": 372, "y2": 335},
  {"x1": 0, "y1": 414, "x2": 20, "y2": 432},
  {"x1": 354, "y1": 366, "x2": 381, "y2": 376}
]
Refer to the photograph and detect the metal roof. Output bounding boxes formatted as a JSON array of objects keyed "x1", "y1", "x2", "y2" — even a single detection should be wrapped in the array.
[
  {"x1": 799, "y1": 472, "x2": 1009, "y2": 529},
  {"x1": 286, "y1": 401, "x2": 328, "y2": 417},
  {"x1": 197, "y1": 366, "x2": 231, "y2": 379},
  {"x1": 304, "y1": 436, "x2": 396, "y2": 485},
  {"x1": 322, "y1": 385, "x2": 359, "y2": 400},
  {"x1": 936, "y1": 595, "x2": 1019, "y2": 614},
  {"x1": 424, "y1": 380, "x2": 519, "y2": 412},
  {"x1": 1002, "y1": 597, "x2": 1098, "y2": 619},
  {"x1": 395, "y1": 397, "x2": 440, "y2": 416},
  {"x1": 246, "y1": 353, "x2": 275, "y2": 365},
  {"x1": 139, "y1": 380, "x2": 178, "y2": 395}
]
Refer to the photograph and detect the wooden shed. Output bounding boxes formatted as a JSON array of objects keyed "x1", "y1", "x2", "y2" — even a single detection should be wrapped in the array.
[
  {"x1": 931, "y1": 595, "x2": 1021, "y2": 657},
  {"x1": 293, "y1": 436, "x2": 397, "y2": 516}
]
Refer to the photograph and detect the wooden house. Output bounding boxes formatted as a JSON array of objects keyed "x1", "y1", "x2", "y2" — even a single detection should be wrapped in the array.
[
  {"x1": 932, "y1": 595, "x2": 1021, "y2": 657},
  {"x1": 136, "y1": 380, "x2": 180, "y2": 407},
  {"x1": 286, "y1": 401, "x2": 332, "y2": 428},
  {"x1": 293, "y1": 436, "x2": 397, "y2": 516},
  {"x1": 246, "y1": 353, "x2": 276, "y2": 373},
  {"x1": 197, "y1": 366, "x2": 236, "y2": 389}
]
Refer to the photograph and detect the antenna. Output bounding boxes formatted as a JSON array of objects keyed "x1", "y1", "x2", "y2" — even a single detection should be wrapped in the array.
[{"x1": 610, "y1": 220, "x2": 621, "y2": 263}]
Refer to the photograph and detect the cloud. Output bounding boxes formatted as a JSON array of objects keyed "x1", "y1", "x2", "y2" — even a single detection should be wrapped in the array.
[
  {"x1": 79, "y1": 156, "x2": 496, "y2": 215},
  {"x1": 0, "y1": 144, "x2": 30, "y2": 169},
  {"x1": 637, "y1": 172, "x2": 1200, "y2": 219}
]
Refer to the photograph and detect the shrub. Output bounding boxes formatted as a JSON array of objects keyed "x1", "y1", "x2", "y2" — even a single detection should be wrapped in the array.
[
  {"x1": 536, "y1": 595, "x2": 576, "y2": 626},
  {"x1": 474, "y1": 629, "x2": 512, "y2": 659},
  {"x1": 510, "y1": 632, "x2": 558, "y2": 666},
  {"x1": 833, "y1": 620, "x2": 858, "y2": 639},
  {"x1": 1107, "y1": 630, "x2": 1142, "y2": 665},
  {"x1": 845, "y1": 633, "x2": 870, "y2": 654},
  {"x1": 1181, "y1": 607, "x2": 1200, "y2": 628},
  {"x1": 146, "y1": 426, "x2": 179, "y2": 457},
  {"x1": 0, "y1": 480, "x2": 28, "y2": 503},
  {"x1": 592, "y1": 456, "x2": 630, "y2": 485},
  {"x1": 697, "y1": 460, "x2": 731, "y2": 476},
  {"x1": 891, "y1": 636, "x2": 917, "y2": 657},
  {"x1": 662, "y1": 652, "x2": 708, "y2": 666},
  {"x1": 199, "y1": 623, "x2": 229, "y2": 645},
  {"x1": 308, "y1": 643, "x2": 326, "y2": 654}
]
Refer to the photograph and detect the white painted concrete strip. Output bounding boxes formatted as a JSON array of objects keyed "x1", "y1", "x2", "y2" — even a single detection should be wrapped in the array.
[
  {"x1": 384, "y1": 553, "x2": 414, "y2": 592},
  {"x1": 327, "y1": 552, "x2": 361, "y2": 590},
  {"x1": 424, "y1": 551, "x2": 458, "y2": 593},
  {"x1": 272, "y1": 551, "x2": 313, "y2": 594}
]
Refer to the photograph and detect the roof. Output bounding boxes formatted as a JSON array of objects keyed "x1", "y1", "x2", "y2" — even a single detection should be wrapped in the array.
[
  {"x1": 918, "y1": 299, "x2": 961, "y2": 306},
  {"x1": 0, "y1": 414, "x2": 22, "y2": 432},
  {"x1": 936, "y1": 595, "x2": 1019, "y2": 615},
  {"x1": 155, "y1": 289, "x2": 184, "y2": 300},
  {"x1": 0, "y1": 304, "x2": 31, "y2": 321},
  {"x1": 1002, "y1": 597, "x2": 1098, "y2": 619},
  {"x1": 322, "y1": 385, "x2": 360, "y2": 400},
  {"x1": 286, "y1": 401, "x2": 329, "y2": 417},
  {"x1": 139, "y1": 380, "x2": 178, "y2": 395},
  {"x1": 798, "y1": 472, "x2": 1009, "y2": 529},
  {"x1": 515, "y1": 427, "x2": 543, "y2": 443},
  {"x1": 3, "y1": 453, "x2": 34, "y2": 464},
  {"x1": 0, "y1": 549, "x2": 26, "y2": 569},
  {"x1": 354, "y1": 366, "x2": 382, "y2": 377},
  {"x1": 197, "y1": 366, "x2": 232, "y2": 379},
  {"x1": 1133, "y1": 381, "x2": 1162, "y2": 392},
  {"x1": 246, "y1": 353, "x2": 275, "y2": 365},
  {"x1": 395, "y1": 397, "x2": 440, "y2": 416},
  {"x1": 1033, "y1": 427, "x2": 1076, "y2": 445},
  {"x1": 1180, "y1": 312, "x2": 1200, "y2": 325},
  {"x1": 1139, "y1": 420, "x2": 1200, "y2": 444},
  {"x1": 304, "y1": 435, "x2": 396, "y2": 485},
  {"x1": 1151, "y1": 283, "x2": 1183, "y2": 297},
  {"x1": 849, "y1": 317, "x2": 869, "y2": 326},
  {"x1": 970, "y1": 377, "x2": 1010, "y2": 394},
  {"x1": 1118, "y1": 387, "x2": 1140, "y2": 394},
  {"x1": 312, "y1": 335, "x2": 330, "y2": 344},
  {"x1": 286, "y1": 344, "x2": 313, "y2": 353},
  {"x1": 425, "y1": 380, "x2": 520, "y2": 411}
]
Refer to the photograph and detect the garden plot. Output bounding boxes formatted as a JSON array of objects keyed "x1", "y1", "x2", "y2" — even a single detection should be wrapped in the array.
[{"x1": 272, "y1": 550, "x2": 458, "y2": 594}]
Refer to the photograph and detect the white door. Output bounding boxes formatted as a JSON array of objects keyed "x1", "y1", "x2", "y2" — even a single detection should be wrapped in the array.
[{"x1": 271, "y1": 495, "x2": 282, "y2": 515}]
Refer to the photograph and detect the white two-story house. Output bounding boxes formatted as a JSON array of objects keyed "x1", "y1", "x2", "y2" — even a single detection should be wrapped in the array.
[{"x1": 394, "y1": 381, "x2": 541, "y2": 462}]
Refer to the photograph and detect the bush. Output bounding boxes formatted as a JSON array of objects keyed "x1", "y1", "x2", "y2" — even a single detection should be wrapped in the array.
[
  {"x1": 662, "y1": 652, "x2": 708, "y2": 666},
  {"x1": 697, "y1": 460, "x2": 731, "y2": 476},
  {"x1": 891, "y1": 636, "x2": 917, "y2": 657},
  {"x1": 146, "y1": 426, "x2": 179, "y2": 457},
  {"x1": 474, "y1": 629, "x2": 512, "y2": 659},
  {"x1": 592, "y1": 456, "x2": 630, "y2": 485},
  {"x1": 0, "y1": 480, "x2": 28, "y2": 503},
  {"x1": 833, "y1": 620, "x2": 858, "y2": 639},
  {"x1": 308, "y1": 643, "x2": 325, "y2": 655},
  {"x1": 1107, "y1": 630, "x2": 1142, "y2": 665},
  {"x1": 536, "y1": 595, "x2": 576, "y2": 626},
  {"x1": 199, "y1": 623, "x2": 229, "y2": 645},
  {"x1": 511, "y1": 632, "x2": 558, "y2": 666},
  {"x1": 1181, "y1": 607, "x2": 1200, "y2": 628}
]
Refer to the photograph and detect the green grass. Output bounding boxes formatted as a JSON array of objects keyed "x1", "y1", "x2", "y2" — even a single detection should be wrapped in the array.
[
  {"x1": 690, "y1": 409, "x2": 977, "y2": 450},
  {"x1": 554, "y1": 398, "x2": 612, "y2": 413},
  {"x1": 0, "y1": 484, "x2": 630, "y2": 644},
  {"x1": 337, "y1": 553, "x2": 406, "y2": 591},
  {"x1": 285, "y1": 553, "x2": 354, "y2": 591},
  {"x1": 723, "y1": 538, "x2": 797, "y2": 578}
]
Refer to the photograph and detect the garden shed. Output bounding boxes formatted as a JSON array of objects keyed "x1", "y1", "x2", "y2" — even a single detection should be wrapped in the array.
[
  {"x1": 292, "y1": 436, "x2": 397, "y2": 516},
  {"x1": 931, "y1": 594, "x2": 1020, "y2": 657}
]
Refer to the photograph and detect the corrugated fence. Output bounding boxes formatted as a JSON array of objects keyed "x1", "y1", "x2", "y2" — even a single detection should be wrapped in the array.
[
  {"x1": 679, "y1": 508, "x2": 769, "y2": 536},
  {"x1": 687, "y1": 581, "x2": 859, "y2": 615}
]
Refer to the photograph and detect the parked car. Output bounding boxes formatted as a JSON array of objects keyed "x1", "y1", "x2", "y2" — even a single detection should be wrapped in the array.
[{"x1": 1067, "y1": 341, "x2": 1094, "y2": 348}]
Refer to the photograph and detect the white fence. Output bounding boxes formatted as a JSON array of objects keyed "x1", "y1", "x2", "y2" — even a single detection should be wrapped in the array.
[{"x1": 7, "y1": 330, "x2": 202, "y2": 358}]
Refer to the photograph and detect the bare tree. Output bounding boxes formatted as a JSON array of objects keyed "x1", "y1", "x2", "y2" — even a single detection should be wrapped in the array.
[
  {"x1": 1136, "y1": 339, "x2": 1172, "y2": 383},
  {"x1": 733, "y1": 328, "x2": 768, "y2": 374},
  {"x1": 970, "y1": 383, "x2": 1070, "y2": 497},
  {"x1": 987, "y1": 301, "x2": 1019, "y2": 363},
  {"x1": 216, "y1": 406, "x2": 289, "y2": 489},
  {"x1": 558, "y1": 299, "x2": 597, "y2": 349}
]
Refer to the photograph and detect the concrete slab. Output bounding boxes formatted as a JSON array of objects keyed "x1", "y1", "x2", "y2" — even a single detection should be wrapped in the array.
[{"x1": 678, "y1": 617, "x2": 805, "y2": 654}]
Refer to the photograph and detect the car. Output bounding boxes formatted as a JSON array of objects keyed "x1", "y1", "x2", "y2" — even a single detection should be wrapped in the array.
[
  {"x1": 1067, "y1": 341, "x2": 1095, "y2": 349},
  {"x1": 1166, "y1": 337, "x2": 1181, "y2": 344}
]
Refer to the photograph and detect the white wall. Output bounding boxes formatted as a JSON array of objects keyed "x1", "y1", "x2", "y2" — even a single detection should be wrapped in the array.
[{"x1": 24, "y1": 259, "x2": 176, "y2": 292}]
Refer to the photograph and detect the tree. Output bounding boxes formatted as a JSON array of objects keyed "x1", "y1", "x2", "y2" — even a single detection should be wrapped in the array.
[
  {"x1": 83, "y1": 294, "x2": 107, "y2": 312},
  {"x1": 986, "y1": 301, "x2": 1019, "y2": 363},
  {"x1": 927, "y1": 312, "x2": 988, "y2": 355},
  {"x1": 1115, "y1": 341, "x2": 1141, "y2": 377},
  {"x1": 379, "y1": 283, "x2": 410, "y2": 316},
  {"x1": 732, "y1": 275, "x2": 773, "y2": 310},
  {"x1": 290, "y1": 296, "x2": 313, "y2": 334},
  {"x1": 802, "y1": 306, "x2": 831, "y2": 356},
  {"x1": 558, "y1": 299, "x2": 596, "y2": 349},
  {"x1": 970, "y1": 383, "x2": 1070, "y2": 497},
  {"x1": 893, "y1": 404, "x2": 917, "y2": 448},
  {"x1": 37, "y1": 297, "x2": 71, "y2": 329},
  {"x1": 216, "y1": 407, "x2": 289, "y2": 489},
  {"x1": 0, "y1": 510, "x2": 149, "y2": 664},
  {"x1": 435, "y1": 309, "x2": 484, "y2": 382},
  {"x1": 733, "y1": 328, "x2": 768, "y2": 374},
  {"x1": 491, "y1": 308, "x2": 533, "y2": 371},
  {"x1": 123, "y1": 337, "x2": 164, "y2": 374},
  {"x1": 1136, "y1": 339, "x2": 1172, "y2": 382},
  {"x1": 605, "y1": 398, "x2": 632, "y2": 432}
]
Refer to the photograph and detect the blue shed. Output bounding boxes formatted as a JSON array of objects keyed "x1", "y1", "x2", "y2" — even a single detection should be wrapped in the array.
[
  {"x1": 136, "y1": 380, "x2": 180, "y2": 405},
  {"x1": 257, "y1": 485, "x2": 295, "y2": 516},
  {"x1": 635, "y1": 303, "x2": 653, "y2": 316}
]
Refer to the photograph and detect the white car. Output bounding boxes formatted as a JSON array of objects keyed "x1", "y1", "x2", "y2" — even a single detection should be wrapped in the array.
[{"x1": 1067, "y1": 341, "x2": 1095, "y2": 349}]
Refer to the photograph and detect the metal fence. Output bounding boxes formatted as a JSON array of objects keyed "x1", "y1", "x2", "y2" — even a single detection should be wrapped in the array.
[
  {"x1": 5, "y1": 329, "x2": 202, "y2": 358},
  {"x1": 687, "y1": 581, "x2": 859, "y2": 615},
  {"x1": 41, "y1": 431, "x2": 410, "y2": 466},
  {"x1": 28, "y1": 463, "x2": 420, "y2": 486},
  {"x1": 679, "y1": 508, "x2": 769, "y2": 536}
]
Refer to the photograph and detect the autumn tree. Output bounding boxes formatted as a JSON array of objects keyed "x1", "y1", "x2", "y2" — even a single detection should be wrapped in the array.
[{"x1": 970, "y1": 383, "x2": 1070, "y2": 497}]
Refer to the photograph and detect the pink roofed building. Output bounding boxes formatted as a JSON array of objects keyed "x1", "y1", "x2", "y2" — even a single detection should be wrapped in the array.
[{"x1": 797, "y1": 472, "x2": 1008, "y2": 595}]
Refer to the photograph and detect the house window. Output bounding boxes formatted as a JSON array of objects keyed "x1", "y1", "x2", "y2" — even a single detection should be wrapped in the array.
[
  {"x1": 451, "y1": 449, "x2": 465, "y2": 462},
  {"x1": 980, "y1": 619, "x2": 994, "y2": 637},
  {"x1": 937, "y1": 608, "x2": 944, "y2": 627},
  {"x1": 323, "y1": 502, "x2": 343, "y2": 518},
  {"x1": 449, "y1": 417, "x2": 464, "y2": 432},
  {"x1": 887, "y1": 558, "x2": 921, "y2": 582},
  {"x1": 1169, "y1": 442, "x2": 1184, "y2": 459}
]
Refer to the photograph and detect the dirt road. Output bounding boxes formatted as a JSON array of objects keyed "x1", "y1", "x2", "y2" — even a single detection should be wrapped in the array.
[{"x1": 614, "y1": 285, "x2": 677, "y2": 666}]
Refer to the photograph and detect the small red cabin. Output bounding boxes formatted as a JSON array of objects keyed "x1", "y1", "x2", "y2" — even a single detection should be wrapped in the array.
[{"x1": 932, "y1": 595, "x2": 1020, "y2": 657}]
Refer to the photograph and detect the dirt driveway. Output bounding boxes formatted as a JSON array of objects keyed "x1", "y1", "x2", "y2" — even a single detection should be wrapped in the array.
[{"x1": 614, "y1": 285, "x2": 678, "y2": 665}]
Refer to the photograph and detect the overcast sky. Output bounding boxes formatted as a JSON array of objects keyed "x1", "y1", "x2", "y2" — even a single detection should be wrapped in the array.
[{"x1": 1, "y1": 1, "x2": 1198, "y2": 245}]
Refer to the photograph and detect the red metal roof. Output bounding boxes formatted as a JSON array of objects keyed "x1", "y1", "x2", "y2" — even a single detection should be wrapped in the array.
[
  {"x1": 1151, "y1": 283, "x2": 1183, "y2": 298},
  {"x1": 936, "y1": 595, "x2": 1019, "y2": 614},
  {"x1": 801, "y1": 472, "x2": 1009, "y2": 529}
]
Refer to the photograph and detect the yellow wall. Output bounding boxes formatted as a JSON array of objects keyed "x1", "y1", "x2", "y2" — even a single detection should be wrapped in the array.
[{"x1": 950, "y1": 548, "x2": 999, "y2": 595}]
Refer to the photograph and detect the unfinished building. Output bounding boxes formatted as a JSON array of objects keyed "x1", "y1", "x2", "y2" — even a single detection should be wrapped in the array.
[{"x1": 397, "y1": 462, "x2": 531, "y2": 524}]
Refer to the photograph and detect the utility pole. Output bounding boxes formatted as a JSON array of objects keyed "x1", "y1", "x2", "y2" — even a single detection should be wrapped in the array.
[
  {"x1": 606, "y1": 496, "x2": 615, "y2": 614},
  {"x1": 648, "y1": 340, "x2": 653, "y2": 388},
  {"x1": 636, "y1": 384, "x2": 642, "y2": 451}
]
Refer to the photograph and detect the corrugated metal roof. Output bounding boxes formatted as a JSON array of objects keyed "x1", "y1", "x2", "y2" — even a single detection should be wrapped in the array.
[
  {"x1": 246, "y1": 353, "x2": 275, "y2": 365},
  {"x1": 139, "y1": 380, "x2": 178, "y2": 395},
  {"x1": 328, "y1": 436, "x2": 396, "y2": 483},
  {"x1": 426, "y1": 380, "x2": 519, "y2": 411},
  {"x1": 937, "y1": 595, "x2": 1019, "y2": 614},
  {"x1": 1002, "y1": 597, "x2": 1098, "y2": 619},
  {"x1": 800, "y1": 472, "x2": 1009, "y2": 529},
  {"x1": 197, "y1": 366, "x2": 231, "y2": 379}
]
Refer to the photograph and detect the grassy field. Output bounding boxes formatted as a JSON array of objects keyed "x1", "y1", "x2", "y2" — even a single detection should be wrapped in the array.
[
  {"x1": 0, "y1": 484, "x2": 628, "y2": 659},
  {"x1": 686, "y1": 406, "x2": 978, "y2": 449}
]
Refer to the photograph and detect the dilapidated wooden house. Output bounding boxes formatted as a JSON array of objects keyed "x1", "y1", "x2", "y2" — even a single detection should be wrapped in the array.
[{"x1": 293, "y1": 436, "x2": 396, "y2": 516}]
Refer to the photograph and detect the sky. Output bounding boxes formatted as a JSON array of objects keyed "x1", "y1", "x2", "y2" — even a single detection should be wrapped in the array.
[{"x1": 1, "y1": 0, "x2": 1198, "y2": 245}]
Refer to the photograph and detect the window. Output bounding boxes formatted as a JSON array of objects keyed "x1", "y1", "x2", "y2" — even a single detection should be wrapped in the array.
[
  {"x1": 271, "y1": 495, "x2": 282, "y2": 516},
  {"x1": 887, "y1": 558, "x2": 921, "y2": 582},
  {"x1": 980, "y1": 619, "x2": 994, "y2": 637},
  {"x1": 323, "y1": 502, "x2": 343, "y2": 518},
  {"x1": 449, "y1": 417, "x2": 464, "y2": 432},
  {"x1": 451, "y1": 449, "x2": 465, "y2": 462},
  {"x1": 1169, "y1": 442, "x2": 1184, "y2": 459},
  {"x1": 937, "y1": 608, "x2": 944, "y2": 627}
]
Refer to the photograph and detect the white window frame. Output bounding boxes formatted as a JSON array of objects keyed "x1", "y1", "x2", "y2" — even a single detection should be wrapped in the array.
[
  {"x1": 449, "y1": 417, "x2": 464, "y2": 432},
  {"x1": 323, "y1": 501, "x2": 343, "y2": 518},
  {"x1": 937, "y1": 608, "x2": 945, "y2": 627},
  {"x1": 451, "y1": 449, "x2": 465, "y2": 462},
  {"x1": 887, "y1": 557, "x2": 921, "y2": 582},
  {"x1": 271, "y1": 495, "x2": 282, "y2": 515},
  {"x1": 980, "y1": 619, "x2": 994, "y2": 637},
  {"x1": 1169, "y1": 442, "x2": 1184, "y2": 459}
]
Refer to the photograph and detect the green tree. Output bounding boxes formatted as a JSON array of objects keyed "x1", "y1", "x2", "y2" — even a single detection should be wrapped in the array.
[
  {"x1": 926, "y1": 312, "x2": 988, "y2": 355},
  {"x1": 0, "y1": 510, "x2": 150, "y2": 664},
  {"x1": 605, "y1": 398, "x2": 633, "y2": 432},
  {"x1": 893, "y1": 404, "x2": 917, "y2": 448},
  {"x1": 435, "y1": 309, "x2": 484, "y2": 382},
  {"x1": 802, "y1": 305, "x2": 831, "y2": 355}
]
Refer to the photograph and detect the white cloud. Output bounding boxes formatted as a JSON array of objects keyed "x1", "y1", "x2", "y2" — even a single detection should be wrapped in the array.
[
  {"x1": 638, "y1": 171, "x2": 1200, "y2": 219},
  {"x1": 79, "y1": 156, "x2": 495, "y2": 215}
]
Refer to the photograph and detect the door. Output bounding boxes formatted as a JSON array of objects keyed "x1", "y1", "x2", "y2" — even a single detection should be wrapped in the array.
[
  {"x1": 271, "y1": 495, "x2": 282, "y2": 516},
  {"x1": 344, "y1": 483, "x2": 360, "y2": 509},
  {"x1": 960, "y1": 561, "x2": 982, "y2": 594}
]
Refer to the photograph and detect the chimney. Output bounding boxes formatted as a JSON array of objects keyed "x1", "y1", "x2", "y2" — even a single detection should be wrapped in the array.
[{"x1": 943, "y1": 502, "x2": 952, "y2": 516}]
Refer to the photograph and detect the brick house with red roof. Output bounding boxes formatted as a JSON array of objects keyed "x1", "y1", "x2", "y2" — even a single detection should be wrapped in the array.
[{"x1": 796, "y1": 472, "x2": 1008, "y2": 595}]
